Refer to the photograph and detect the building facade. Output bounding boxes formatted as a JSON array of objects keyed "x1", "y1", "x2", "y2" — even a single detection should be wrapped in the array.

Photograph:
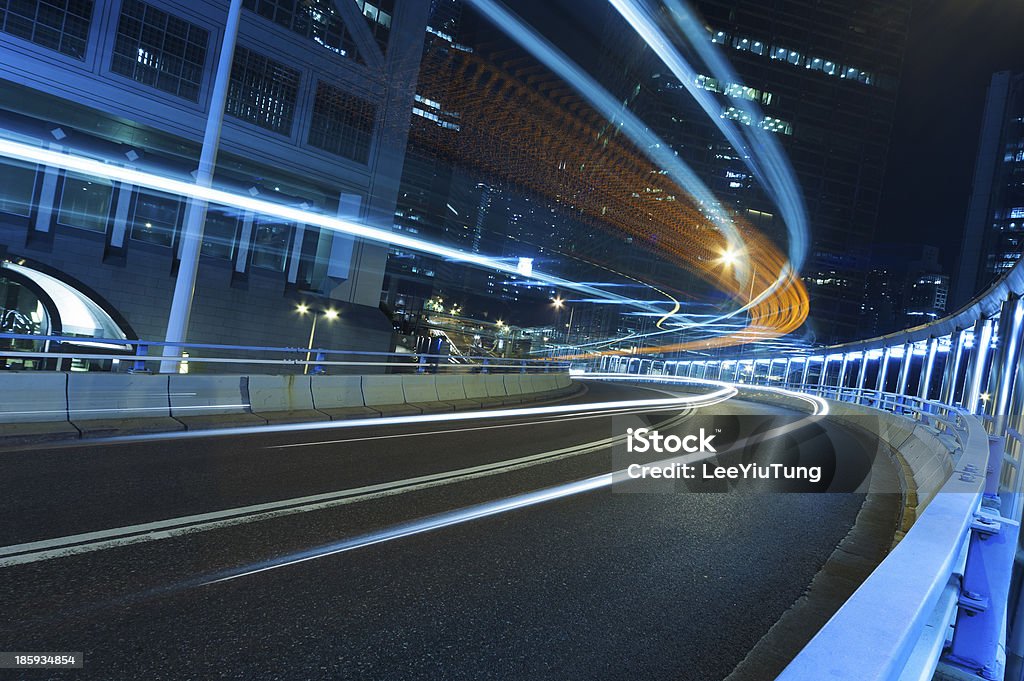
[
  {"x1": 954, "y1": 71, "x2": 1024, "y2": 307},
  {"x1": 0, "y1": 0, "x2": 430, "y2": 365}
]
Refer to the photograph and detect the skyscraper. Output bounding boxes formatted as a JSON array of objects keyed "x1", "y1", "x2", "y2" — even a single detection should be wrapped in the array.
[
  {"x1": 954, "y1": 71, "x2": 1024, "y2": 307},
  {"x1": 631, "y1": 0, "x2": 912, "y2": 343}
]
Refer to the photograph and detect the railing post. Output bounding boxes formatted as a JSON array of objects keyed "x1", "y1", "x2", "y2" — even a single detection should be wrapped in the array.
[
  {"x1": 800, "y1": 357, "x2": 810, "y2": 388},
  {"x1": 965, "y1": 318, "x2": 994, "y2": 414},
  {"x1": 875, "y1": 347, "x2": 891, "y2": 406},
  {"x1": 941, "y1": 329, "x2": 966, "y2": 407},
  {"x1": 987, "y1": 296, "x2": 1024, "y2": 432},
  {"x1": 312, "y1": 351, "x2": 325, "y2": 375},
  {"x1": 132, "y1": 343, "x2": 148, "y2": 372},
  {"x1": 918, "y1": 336, "x2": 938, "y2": 400},
  {"x1": 944, "y1": 507, "x2": 1020, "y2": 680}
]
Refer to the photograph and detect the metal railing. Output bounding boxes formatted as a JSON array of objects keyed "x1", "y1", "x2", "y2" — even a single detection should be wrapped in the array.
[
  {"x1": 591, "y1": 358, "x2": 1023, "y2": 680},
  {"x1": 0, "y1": 332, "x2": 568, "y2": 375}
]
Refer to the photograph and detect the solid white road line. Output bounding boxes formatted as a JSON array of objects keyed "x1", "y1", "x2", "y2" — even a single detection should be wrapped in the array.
[{"x1": 0, "y1": 408, "x2": 699, "y2": 567}]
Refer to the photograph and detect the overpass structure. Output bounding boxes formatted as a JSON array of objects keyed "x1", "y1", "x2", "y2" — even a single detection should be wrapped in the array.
[{"x1": 599, "y1": 257, "x2": 1024, "y2": 680}]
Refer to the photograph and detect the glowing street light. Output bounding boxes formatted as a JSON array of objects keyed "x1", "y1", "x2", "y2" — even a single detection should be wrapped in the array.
[{"x1": 296, "y1": 303, "x2": 339, "y2": 374}]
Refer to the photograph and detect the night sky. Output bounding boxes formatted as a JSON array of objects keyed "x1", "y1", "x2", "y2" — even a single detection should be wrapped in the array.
[{"x1": 878, "y1": 0, "x2": 1024, "y2": 276}]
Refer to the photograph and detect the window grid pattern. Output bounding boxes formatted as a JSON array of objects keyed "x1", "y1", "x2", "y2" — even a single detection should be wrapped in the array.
[
  {"x1": 242, "y1": 0, "x2": 357, "y2": 60},
  {"x1": 352, "y1": 0, "x2": 392, "y2": 52},
  {"x1": 308, "y1": 82, "x2": 375, "y2": 163},
  {"x1": 226, "y1": 46, "x2": 299, "y2": 135},
  {"x1": 0, "y1": 0, "x2": 93, "y2": 59},
  {"x1": 111, "y1": 0, "x2": 208, "y2": 101}
]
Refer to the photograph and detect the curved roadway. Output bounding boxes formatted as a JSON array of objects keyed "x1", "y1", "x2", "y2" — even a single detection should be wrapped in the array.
[{"x1": 0, "y1": 380, "x2": 884, "y2": 680}]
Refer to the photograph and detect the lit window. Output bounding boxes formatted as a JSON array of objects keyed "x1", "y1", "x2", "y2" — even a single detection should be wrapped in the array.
[
  {"x1": 57, "y1": 173, "x2": 113, "y2": 233},
  {"x1": 250, "y1": 219, "x2": 291, "y2": 271},
  {"x1": 243, "y1": 0, "x2": 358, "y2": 59},
  {"x1": 130, "y1": 190, "x2": 181, "y2": 247},
  {"x1": 226, "y1": 46, "x2": 300, "y2": 135},
  {"x1": 111, "y1": 0, "x2": 208, "y2": 101}
]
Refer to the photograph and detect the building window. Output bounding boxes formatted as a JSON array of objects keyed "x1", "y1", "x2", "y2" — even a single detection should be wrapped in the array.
[
  {"x1": 111, "y1": 0, "x2": 208, "y2": 101},
  {"x1": 353, "y1": 0, "x2": 393, "y2": 51},
  {"x1": 129, "y1": 190, "x2": 181, "y2": 247},
  {"x1": 308, "y1": 82, "x2": 375, "y2": 163},
  {"x1": 242, "y1": 0, "x2": 357, "y2": 59},
  {"x1": 201, "y1": 208, "x2": 239, "y2": 259},
  {"x1": 0, "y1": 160, "x2": 37, "y2": 216},
  {"x1": 0, "y1": 0, "x2": 93, "y2": 59},
  {"x1": 226, "y1": 46, "x2": 299, "y2": 135},
  {"x1": 249, "y1": 219, "x2": 291, "y2": 271},
  {"x1": 57, "y1": 173, "x2": 112, "y2": 233}
]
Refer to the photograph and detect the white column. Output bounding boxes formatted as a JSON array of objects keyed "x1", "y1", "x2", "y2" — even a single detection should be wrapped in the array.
[{"x1": 161, "y1": 0, "x2": 244, "y2": 373}]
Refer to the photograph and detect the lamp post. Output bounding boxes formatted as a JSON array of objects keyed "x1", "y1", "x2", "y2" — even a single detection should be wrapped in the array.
[
  {"x1": 552, "y1": 296, "x2": 574, "y2": 361},
  {"x1": 296, "y1": 303, "x2": 338, "y2": 375},
  {"x1": 719, "y1": 247, "x2": 758, "y2": 346}
]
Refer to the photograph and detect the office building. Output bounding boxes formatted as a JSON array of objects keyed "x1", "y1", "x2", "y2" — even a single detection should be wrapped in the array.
[
  {"x1": 0, "y1": 0, "x2": 430, "y2": 364},
  {"x1": 954, "y1": 71, "x2": 1024, "y2": 306}
]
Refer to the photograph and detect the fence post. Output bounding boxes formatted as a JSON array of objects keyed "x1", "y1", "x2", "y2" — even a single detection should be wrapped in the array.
[{"x1": 132, "y1": 343, "x2": 148, "y2": 372}]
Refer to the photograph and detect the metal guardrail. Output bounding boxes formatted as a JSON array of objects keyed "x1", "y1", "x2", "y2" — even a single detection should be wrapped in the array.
[
  {"x1": 0, "y1": 332, "x2": 568, "y2": 374},
  {"x1": 590, "y1": 363, "x2": 1022, "y2": 680}
]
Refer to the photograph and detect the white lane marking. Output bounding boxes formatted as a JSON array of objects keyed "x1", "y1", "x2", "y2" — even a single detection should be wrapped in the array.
[
  {"x1": 268, "y1": 403, "x2": 689, "y2": 449},
  {"x1": 37, "y1": 390, "x2": 736, "y2": 448},
  {"x1": 205, "y1": 474, "x2": 615, "y2": 586},
  {"x1": 0, "y1": 406, "x2": 704, "y2": 567}
]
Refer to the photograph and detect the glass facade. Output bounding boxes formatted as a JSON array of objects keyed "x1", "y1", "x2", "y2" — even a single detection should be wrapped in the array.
[
  {"x1": 242, "y1": 0, "x2": 357, "y2": 59},
  {"x1": 250, "y1": 219, "x2": 291, "y2": 271},
  {"x1": 0, "y1": 159, "x2": 37, "y2": 216},
  {"x1": 226, "y1": 46, "x2": 300, "y2": 135},
  {"x1": 201, "y1": 208, "x2": 239, "y2": 260},
  {"x1": 129, "y1": 190, "x2": 181, "y2": 247},
  {"x1": 308, "y1": 82, "x2": 375, "y2": 163},
  {"x1": 0, "y1": 0, "x2": 93, "y2": 59},
  {"x1": 57, "y1": 173, "x2": 112, "y2": 233},
  {"x1": 111, "y1": 0, "x2": 208, "y2": 101}
]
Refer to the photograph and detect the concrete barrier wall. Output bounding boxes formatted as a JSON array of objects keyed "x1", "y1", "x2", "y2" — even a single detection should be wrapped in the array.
[
  {"x1": 0, "y1": 372, "x2": 576, "y2": 435},
  {"x1": 0, "y1": 373, "x2": 68, "y2": 423},
  {"x1": 484, "y1": 375, "x2": 507, "y2": 398},
  {"x1": 68, "y1": 373, "x2": 171, "y2": 420},
  {"x1": 247, "y1": 375, "x2": 315, "y2": 413},
  {"x1": 463, "y1": 376, "x2": 489, "y2": 400},
  {"x1": 435, "y1": 375, "x2": 467, "y2": 401},
  {"x1": 402, "y1": 375, "x2": 439, "y2": 403},
  {"x1": 169, "y1": 375, "x2": 249, "y2": 417},
  {"x1": 362, "y1": 375, "x2": 409, "y2": 407},
  {"x1": 311, "y1": 376, "x2": 365, "y2": 409}
]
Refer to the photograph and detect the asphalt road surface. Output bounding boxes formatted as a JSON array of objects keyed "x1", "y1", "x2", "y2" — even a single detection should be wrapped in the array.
[{"x1": 0, "y1": 380, "x2": 876, "y2": 680}]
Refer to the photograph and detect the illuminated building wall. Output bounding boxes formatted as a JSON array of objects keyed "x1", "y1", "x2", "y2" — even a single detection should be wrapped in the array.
[
  {"x1": 954, "y1": 71, "x2": 1024, "y2": 306},
  {"x1": 0, "y1": 0, "x2": 429, "y2": 356}
]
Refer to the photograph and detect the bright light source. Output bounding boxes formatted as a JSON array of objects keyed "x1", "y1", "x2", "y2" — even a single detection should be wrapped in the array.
[
  {"x1": 718, "y1": 247, "x2": 742, "y2": 266},
  {"x1": 325, "y1": 309, "x2": 339, "y2": 320},
  {"x1": 296, "y1": 303, "x2": 309, "y2": 314},
  {"x1": 552, "y1": 297, "x2": 564, "y2": 309},
  {"x1": 517, "y1": 257, "x2": 533, "y2": 276}
]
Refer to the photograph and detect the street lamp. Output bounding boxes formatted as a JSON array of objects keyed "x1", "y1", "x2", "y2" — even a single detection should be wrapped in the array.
[
  {"x1": 296, "y1": 303, "x2": 339, "y2": 374},
  {"x1": 551, "y1": 296, "x2": 575, "y2": 360}
]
